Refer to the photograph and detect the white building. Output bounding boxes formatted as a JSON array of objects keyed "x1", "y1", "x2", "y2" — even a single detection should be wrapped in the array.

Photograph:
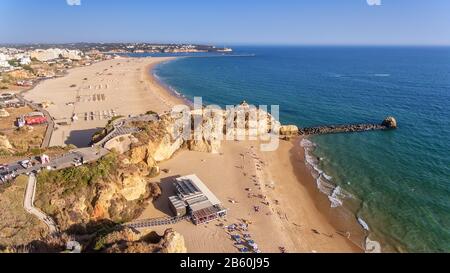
[
  {"x1": 31, "y1": 48, "x2": 83, "y2": 62},
  {"x1": 0, "y1": 53, "x2": 11, "y2": 69},
  {"x1": 19, "y1": 56, "x2": 31, "y2": 66},
  {"x1": 31, "y1": 49, "x2": 60, "y2": 62}
]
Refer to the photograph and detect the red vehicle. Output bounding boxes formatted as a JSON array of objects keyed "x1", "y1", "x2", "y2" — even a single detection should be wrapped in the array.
[{"x1": 24, "y1": 112, "x2": 47, "y2": 125}]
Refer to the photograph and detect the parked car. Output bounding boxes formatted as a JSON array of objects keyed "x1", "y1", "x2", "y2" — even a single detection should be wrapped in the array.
[
  {"x1": 239, "y1": 247, "x2": 249, "y2": 253},
  {"x1": 20, "y1": 160, "x2": 31, "y2": 169},
  {"x1": 0, "y1": 170, "x2": 17, "y2": 183},
  {"x1": 72, "y1": 158, "x2": 82, "y2": 167}
]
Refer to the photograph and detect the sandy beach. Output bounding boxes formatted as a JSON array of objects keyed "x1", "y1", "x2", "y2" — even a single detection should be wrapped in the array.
[
  {"x1": 23, "y1": 56, "x2": 361, "y2": 252},
  {"x1": 138, "y1": 139, "x2": 361, "y2": 253},
  {"x1": 23, "y1": 57, "x2": 184, "y2": 147}
]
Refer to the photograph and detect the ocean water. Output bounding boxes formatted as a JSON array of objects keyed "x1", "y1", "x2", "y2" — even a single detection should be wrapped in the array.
[{"x1": 149, "y1": 46, "x2": 450, "y2": 252}]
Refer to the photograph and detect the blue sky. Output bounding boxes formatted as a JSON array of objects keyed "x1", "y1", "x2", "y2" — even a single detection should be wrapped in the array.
[{"x1": 0, "y1": 0, "x2": 449, "y2": 45}]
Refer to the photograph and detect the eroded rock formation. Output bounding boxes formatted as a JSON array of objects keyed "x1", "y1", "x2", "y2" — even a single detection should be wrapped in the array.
[
  {"x1": 100, "y1": 228, "x2": 187, "y2": 253},
  {"x1": 382, "y1": 116, "x2": 398, "y2": 129}
]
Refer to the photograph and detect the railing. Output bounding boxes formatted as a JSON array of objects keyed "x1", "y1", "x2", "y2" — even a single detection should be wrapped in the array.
[{"x1": 124, "y1": 216, "x2": 188, "y2": 229}]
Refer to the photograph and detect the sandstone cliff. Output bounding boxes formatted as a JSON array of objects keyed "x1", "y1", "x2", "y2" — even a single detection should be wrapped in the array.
[
  {"x1": 35, "y1": 152, "x2": 162, "y2": 232},
  {"x1": 97, "y1": 228, "x2": 187, "y2": 253}
]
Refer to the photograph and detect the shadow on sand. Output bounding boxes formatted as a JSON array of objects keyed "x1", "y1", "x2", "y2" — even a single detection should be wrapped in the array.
[
  {"x1": 64, "y1": 128, "x2": 102, "y2": 147},
  {"x1": 152, "y1": 175, "x2": 182, "y2": 216}
]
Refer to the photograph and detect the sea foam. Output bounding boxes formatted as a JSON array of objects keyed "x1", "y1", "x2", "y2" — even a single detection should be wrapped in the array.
[{"x1": 301, "y1": 138, "x2": 350, "y2": 208}]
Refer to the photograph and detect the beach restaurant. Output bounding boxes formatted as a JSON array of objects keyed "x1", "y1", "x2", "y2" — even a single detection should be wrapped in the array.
[{"x1": 169, "y1": 174, "x2": 227, "y2": 225}]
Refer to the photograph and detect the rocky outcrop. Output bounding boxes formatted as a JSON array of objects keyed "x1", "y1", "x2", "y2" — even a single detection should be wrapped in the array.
[
  {"x1": 129, "y1": 115, "x2": 184, "y2": 165},
  {"x1": 152, "y1": 134, "x2": 184, "y2": 161},
  {"x1": 99, "y1": 228, "x2": 187, "y2": 253},
  {"x1": 0, "y1": 109, "x2": 10, "y2": 118},
  {"x1": 35, "y1": 153, "x2": 162, "y2": 231},
  {"x1": 382, "y1": 116, "x2": 397, "y2": 129},
  {"x1": 300, "y1": 124, "x2": 386, "y2": 135},
  {"x1": 160, "y1": 229, "x2": 187, "y2": 253},
  {"x1": 103, "y1": 102, "x2": 279, "y2": 159},
  {"x1": 186, "y1": 109, "x2": 223, "y2": 154},
  {"x1": 279, "y1": 125, "x2": 299, "y2": 138},
  {"x1": 104, "y1": 134, "x2": 138, "y2": 154},
  {"x1": 119, "y1": 171, "x2": 151, "y2": 201},
  {"x1": 0, "y1": 135, "x2": 14, "y2": 152},
  {"x1": 299, "y1": 117, "x2": 398, "y2": 136},
  {"x1": 90, "y1": 163, "x2": 161, "y2": 222},
  {"x1": 185, "y1": 102, "x2": 279, "y2": 153}
]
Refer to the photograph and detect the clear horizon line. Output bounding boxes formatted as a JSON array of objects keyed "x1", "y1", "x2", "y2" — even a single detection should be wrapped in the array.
[{"x1": 1, "y1": 41, "x2": 450, "y2": 47}]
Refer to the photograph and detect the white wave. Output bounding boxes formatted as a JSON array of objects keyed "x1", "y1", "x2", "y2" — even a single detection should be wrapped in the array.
[
  {"x1": 328, "y1": 186, "x2": 344, "y2": 208},
  {"x1": 302, "y1": 139, "x2": 348, "y2": 208},
  {"x1": 358, "y1": 218, "x2": 370, "y2": 231},
  {"x1": 322, "y1": 172, "x2": 333, "y2": 180},
  {"x1": 315, "y1": 175, "x2": 335, "y2": 196},
  {"x1": 305, "y1": 153, "x2": 319, "y2": 167},
  {"x1": 328, "y1": 196, "x2": 343, "y2": 208},
  {"x1": 365, "y1": 237, "x2": 382, "y2": 253},
  {"x1": 373, "y1": 73, "x2": 390, "y2": 77},
  {"x1": 300, "y1": 138, "x2": 315, "y2": 148}
]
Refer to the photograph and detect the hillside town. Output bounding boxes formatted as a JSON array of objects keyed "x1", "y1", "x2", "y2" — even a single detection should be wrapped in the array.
[
  {"x1": 0, "y1": 43, "x2": 232, "y2": 88},
  {"x1": 0, "y1": 46, "x2": 106, "y2": 88}
]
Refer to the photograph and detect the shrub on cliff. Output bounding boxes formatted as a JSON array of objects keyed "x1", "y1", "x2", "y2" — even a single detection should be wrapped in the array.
[
  {"x1": 35, "y1": 151, "x2": 160, "y2": 232},
  {"x1": 38, "y1": 152, "x2": 118, "y2": 190}
]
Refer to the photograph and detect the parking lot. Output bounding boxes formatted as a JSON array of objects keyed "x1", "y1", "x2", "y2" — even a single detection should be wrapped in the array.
[{"x1": 0, "y1": 146, "x2": 109, "y2": 183}]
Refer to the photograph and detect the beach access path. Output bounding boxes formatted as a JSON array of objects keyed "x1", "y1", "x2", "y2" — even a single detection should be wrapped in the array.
[{"x1": 24, "y1": 173, "x2": 58, "y2": 234}]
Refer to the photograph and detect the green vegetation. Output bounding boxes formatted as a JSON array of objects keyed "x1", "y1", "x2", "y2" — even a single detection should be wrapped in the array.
[
  {"x1": 0, "y1": 175, "x2": 48, "y2": 247},
  {"x1": 38, "y1": 152, "x2": 119, "y2": 192},
  {"x1": 1, "y1": 74, "x2": 13, "y2": 84},
  {"x1": 7, "y1": 60, "x2": 18, "y2": 67},
  {"x1": 35, "y1": 152, "x2": 119, "y2": 218},
  {"x1": 0, "y1": 149, "x2": 12, "y2": 157},
  {"x1": 148, "y1": 166, "x2": 160, "y2": 178},
  {"x1": 145, "y1": 110, "x2": 158, "y2": 115},
  {"x1": 29, "y1": 148, "x2": 45, "y2": 156},
  {"x1": 22, "y1": 65, "x2": 34, "y2": 73}
]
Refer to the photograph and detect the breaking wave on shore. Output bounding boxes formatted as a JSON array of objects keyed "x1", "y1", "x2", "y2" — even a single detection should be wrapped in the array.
[
  {"x1": 300, "y1": 138, "x2": 381, "y2": 253},
  {"x1": 301, "y1": 138, "x2": 351, "y2": 208}
]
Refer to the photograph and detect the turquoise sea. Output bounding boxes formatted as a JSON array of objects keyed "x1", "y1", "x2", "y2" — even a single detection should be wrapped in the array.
[{"x1": 139, "y1": 46, "x2": 449, "y2": 252}]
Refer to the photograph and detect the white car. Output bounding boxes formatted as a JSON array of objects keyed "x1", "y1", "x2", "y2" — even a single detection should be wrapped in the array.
[
  {"x1": 20, "y1": 160, "x2": 31, "y2": 169},
  {"x1": 72, "y1": 158, "x2": 82, "y2": 167}
]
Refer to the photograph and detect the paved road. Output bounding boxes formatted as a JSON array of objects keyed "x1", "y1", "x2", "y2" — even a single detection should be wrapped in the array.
[
  {"x1": 4, "y1": 146, "x2": 109, "y2": 178},
  {"x1": 24, "y1": 174, "x2": 59, "y2": 234}
]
